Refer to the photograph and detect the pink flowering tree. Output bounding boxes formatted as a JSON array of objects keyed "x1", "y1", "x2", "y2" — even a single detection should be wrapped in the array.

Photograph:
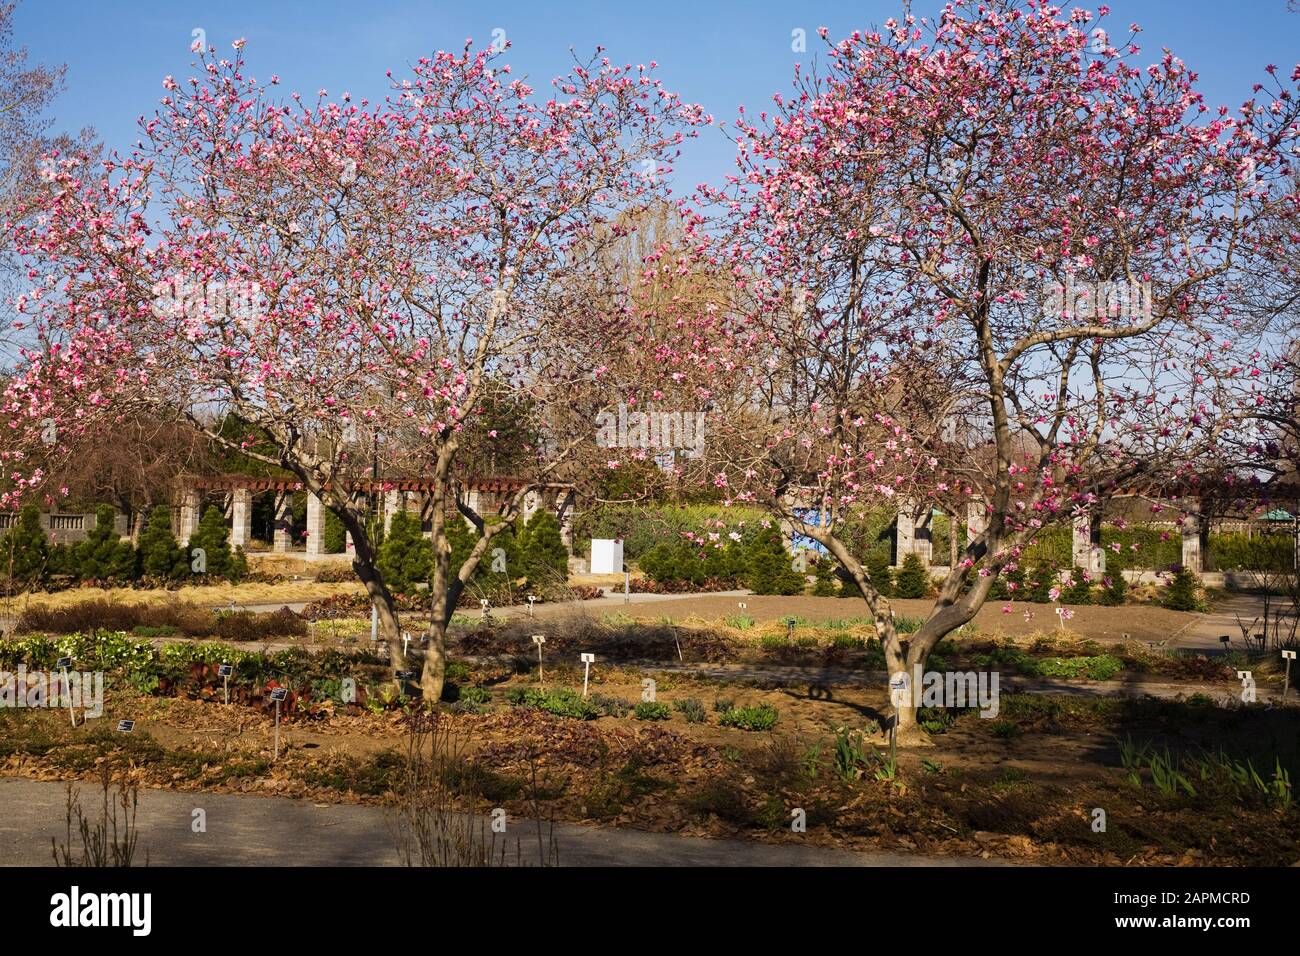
[
  {"x1": 3, "y1": 38, "x2": 706, "y2": 698},
  {"x1": 696, "y1": 0, "x2": 1283, "y2": 739}
]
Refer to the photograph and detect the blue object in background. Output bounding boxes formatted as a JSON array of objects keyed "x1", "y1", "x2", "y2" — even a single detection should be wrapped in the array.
[{"x1": 791, "y1": 509, "x2": 829, "y2": 554}]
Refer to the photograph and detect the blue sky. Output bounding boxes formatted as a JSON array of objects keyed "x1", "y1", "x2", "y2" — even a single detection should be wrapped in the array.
[{"x1": 13, "y1": 0, "x2": 1300, "y2": 194}]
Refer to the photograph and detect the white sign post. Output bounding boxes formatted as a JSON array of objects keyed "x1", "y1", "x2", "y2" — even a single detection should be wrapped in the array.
[
  {"x1": 218, "y1": 663, "x2": 233, "y2": 705},
  {"x1": 55, "y1": 660, "x2": 76, "y2": 728},
  {"x1": 527, "y1": 594, "x2": 537, "y2": 618},
  {"x1": 580, "y1": 653, "x2": 595, "y2": 697},
  {"x1": 269, "y1": 687, "x2": 288, "y2": 760},
  {"x1": 532, "y1": 635, "x2": 546, "y2": 687},
  {"x1": 1284, "y1": 649, "x2": 1296, "y2": 702}
]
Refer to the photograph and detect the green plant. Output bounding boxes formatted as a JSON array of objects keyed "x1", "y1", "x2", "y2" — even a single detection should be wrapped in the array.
[
  {"x1": 376, "y1": 511, "x2": 433, "y2": 595},
  {"x1": 863, "y1": 546, "x2": 894, "y2": 597},
  {"x1": 589, "y1": 693, "x2": 630, "y2": 718},
  {"x1": 893, "y1": 553, "x2": 929, "y2": 599},
  {"x1": 718, "y1": 704, "x2": 779, "y2": 731},
  {"x1": 1163, "y1": 568, "x2": 1202, "y2": 611},
  {"x1": 1098, "y1": 572, "x2": 1127, "y2": 606},
  {"x1": 988, "y1": 719, "x2": 1020, "y2": 739},
  {"x1": 811, "y1": 556, "x2": 838, "y2": 596},
  {"x1": 74, "y1": 505, "x2": 137, "y2": 583},
  {"x1": 2, "y1": 504, "x2": 51, "y2": 591},
  {"x1": 872, "y1": 751, "x2": 899, "y2": 782},
  {"x1": 456, "y1": 685, "x2": 491, "y2": 706},
  {"x1": 507, "y1": 687, "x2": 599, "y2": 720},
  {"x1": 673, "y1": 698, "x2": 707, "y2": 723},
  {"x1": 745, "y1": 527, "x2": 806, "y2": 595},
  {"x1": 137, "y1": 505, "x2": 187, "y2": 581},
  {"x1": 1062, "y1": 572, "x2": 1094, "y2": 605},
  {"x1": 186, "y1": 505, "x2": 234, "y2": 580},
  {"x1": 517, "y1": 508, "x2": 569, "y2": 585},
  {"x1": 1148, "y1": 748, "x2": 1197, "y2": 797},
  {"x1": 633, "y1": 701, "x2": 671, "y2": 721},
  {"x1": 832, "y1": 726, "x2": 870, "y2": 781},
  {"x1": 1036, "y1": 654, "x2": 1123, "y2": 681},
  {"x1": 712, "y1": 697, "x2": 735, "y2": 713},
  {"x1": 1118, "y1": 735, "x2": 1151, "y2": 777}
]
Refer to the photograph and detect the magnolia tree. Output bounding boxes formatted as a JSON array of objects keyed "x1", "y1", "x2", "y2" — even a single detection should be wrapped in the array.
[
  {"x1": 3, "y1": 39, "x2": 706, "y2": 698},
  {"x1": 693, "y1": 0, "x2": 1287, "y2": 738}
]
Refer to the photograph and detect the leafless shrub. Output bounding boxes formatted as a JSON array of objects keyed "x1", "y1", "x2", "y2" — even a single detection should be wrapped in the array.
[
  {"x1": 51, "y1": 762, "x2": 148, "y2": 867},
  {"x1": 387, "y1": 708, "x2": 557, "y2": 867}
]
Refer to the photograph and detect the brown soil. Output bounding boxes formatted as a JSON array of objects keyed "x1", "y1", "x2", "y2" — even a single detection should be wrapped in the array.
[
  {"x1": 5, "y1": 662, "x2": 1296, "y2": 866},
  {"x1": 584, "y1": 593, "x2": 1197, "y2": 644}
]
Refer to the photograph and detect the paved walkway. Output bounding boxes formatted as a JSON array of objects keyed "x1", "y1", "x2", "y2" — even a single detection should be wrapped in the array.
[
  {"x1": 0, "y1": 776, "x2": 1001, "y2": 867},
  {"x1": 1168, "y1": 593, "x2": 1293, "y2": 654}
]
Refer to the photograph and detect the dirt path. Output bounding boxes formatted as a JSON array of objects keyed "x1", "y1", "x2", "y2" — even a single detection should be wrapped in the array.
[{"x1": 0, "y1": 775, "x2": 1005, "y2": 867}]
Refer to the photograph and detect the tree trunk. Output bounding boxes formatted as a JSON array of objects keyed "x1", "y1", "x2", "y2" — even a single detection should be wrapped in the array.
[{"x1": 335, "y1": 502, "x2": 406, "y2": 672}]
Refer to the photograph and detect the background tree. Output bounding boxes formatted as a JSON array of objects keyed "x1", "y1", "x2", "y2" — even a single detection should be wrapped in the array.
[
  {"x1": 4, "y1": 39, "x2": 707, "y2": 701},
  {"x1": 186, "y1": 505, "x2": 234, "y2": 580},
  {"x1": 73, "y1": 504, "x2": 135, "y2": 583},
  {"x1": 517, "y1": 508, "x2": 568, "y2": 586},
  {"x1": 1, "y1": 501, "x2": 47, "y2": 591},
  {"x1": 376, "y1": 510, "x2": 433, "y2": 596},
  {"x1": 693, "y1": 0, "x2": 1280, "y2": 738},
  {"x1": 137, "y1": 504, "x2": 186, "y2": 581}
]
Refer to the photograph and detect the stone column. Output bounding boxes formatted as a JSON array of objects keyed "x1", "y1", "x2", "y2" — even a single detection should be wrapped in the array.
[
  {"x1": 1181, "y1": 512, "x2": 1203, "y2": 573},
  {"x1": 966, "y1": 497, "x2": 989, "y2": 541},
  {"x1": 273, "y1": 492, "x2": 292, "y2": 552},
  {"x1": 230, "y1": 488, "x2": 252, "y2": 549},
  {"x1": 463, "y1": 488, "x2": 481, "y2": 528},
  {"x1": 1072, "y1": 511, "x2": 1105, "y2": 574},
  {"x1": 345, "y1": 530, "x2": 355, "y2": 557},
  {"x1": 178, "y1": 488, "x2": 201, "y2": 543},
  {"x1": 383, "y1": 490, "x2": 402, "y2": 533},
  {"x1": 305, "y1": 492, "x2": 325, "y2": 557},
  {"x1": 521, "y1": 489, "x2": 540, "y2": 524},
  {"x1": 895, "y1": 502, "x2": 916, "y2": 567},
  {"x1": 913, "y1": 506, "x2": 933, "y2": 566}
]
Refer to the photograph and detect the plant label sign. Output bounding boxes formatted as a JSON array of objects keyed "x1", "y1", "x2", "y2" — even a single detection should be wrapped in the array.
[
  {"x1": 218, "y1": 664, "x2": 234, "y2": 677},
  {"x1": 55, "y1": 657, "x2": 72, "y2": 670},
  {"x1": 269, "y1": 688, "x2": 288, "y2": 702},
  {"x1": 1284, "y1": 651, "x2": 1297, "y2": 660},
  {"x1": 580, "y1": 653, "x2": 595, "y2": 664},
  {"x1": 116, "y1": 719, "x2": 135, "y2": 733},
  {"x1": 395, "y1": 670, "x2": 417, "y2": 681},
  {"x1": 889, "y1": 672, "x2": 910, "y2": 708}
]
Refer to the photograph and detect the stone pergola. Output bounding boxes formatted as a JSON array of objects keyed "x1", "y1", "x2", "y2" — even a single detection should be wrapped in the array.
[
  {"x1": 178, "y1": 476, "x2": 577, "y2": 559},
  {"x1": 889, "y1": 494, "x2": 1203, "y2": 575}
]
